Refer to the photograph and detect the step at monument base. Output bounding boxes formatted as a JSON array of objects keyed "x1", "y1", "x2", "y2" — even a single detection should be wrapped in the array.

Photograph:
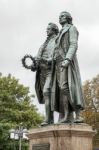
[{"x1": 27, "y1": 124, "x2": 95, "y2": 150}]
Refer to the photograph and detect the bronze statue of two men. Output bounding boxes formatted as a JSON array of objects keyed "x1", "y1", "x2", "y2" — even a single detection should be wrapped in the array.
[{"x1": 22, "y1": 11, "x2": 85, "y2": 125}]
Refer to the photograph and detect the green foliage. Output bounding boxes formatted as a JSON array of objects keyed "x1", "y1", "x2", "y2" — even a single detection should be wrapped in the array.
[
  {"x1": 82, "y1": 74, "x2": 99, "y2": 148},
  {"x1": 0, "y1": 73, "x2": 44, "y2": 150}
]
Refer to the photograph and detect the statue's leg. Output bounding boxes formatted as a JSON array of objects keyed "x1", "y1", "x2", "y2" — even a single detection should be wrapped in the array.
[
  {"x1": 41, "y1": 73, "x2": 54, "y2": 126},
  {"x1": 43, "y1": 93, "x2": 52, "y2": 123},
  {"x1": 42, "y1": 94, "x2": 54, "y2": 125},
  {"x1": 59, "y1": 93, "x2": 74, "y2": 123},
  {"x1": 58, "y1": 112, "x2": 64, "y2": 122},
  {"x1": 57, "y1": 65, "x2": 74, "y2": 123},
  {"x1": 66, "y1": 102, "x2": 74, "y2": 123},
  {"x1": 74, "y1": 109, "x2": 83, "y2": 123},
  {"x1": 60, "y1": 93, "x2": 68, "y2": 122},
  {"x1": 56, "y1": 65, "x2": 68, "y2": 122},
  {"x1": 59, "y1": 89, "x2": 74, "y2": 123},
  {"x1": 50, "y1": 110, "x2": 54, "y2": 124}
]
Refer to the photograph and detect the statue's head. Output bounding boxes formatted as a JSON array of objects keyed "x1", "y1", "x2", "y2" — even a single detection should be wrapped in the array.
[
  {"x1": 59, "y1": 11, "x2": 72, "y2": 25},
  {"x1": 46, "y1": 23, "x2": 59, "y2": 37}
]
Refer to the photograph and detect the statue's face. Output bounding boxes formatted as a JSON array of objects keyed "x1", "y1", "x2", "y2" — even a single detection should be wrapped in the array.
[
  {"x1": 46, "y1": 24, "x2": 54, "y2": 36},
  {"x1": 59, "y1": 12, "x2": 67, "y2": 25}
]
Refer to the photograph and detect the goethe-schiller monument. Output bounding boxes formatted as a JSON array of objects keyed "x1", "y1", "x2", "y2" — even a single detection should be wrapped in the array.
[{"x1": 22, "y1": 11, "x2": 95, "y2": 150}]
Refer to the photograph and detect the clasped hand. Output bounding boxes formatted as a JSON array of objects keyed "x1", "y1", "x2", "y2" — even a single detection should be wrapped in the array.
[{"x1": 61, "y1": 59, "x2": 69, "y2": 68}]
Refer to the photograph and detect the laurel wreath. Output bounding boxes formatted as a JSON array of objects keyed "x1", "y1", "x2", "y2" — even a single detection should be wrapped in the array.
[{"x1": 21, "y1": 54, "x2": 35, "y2": 70}]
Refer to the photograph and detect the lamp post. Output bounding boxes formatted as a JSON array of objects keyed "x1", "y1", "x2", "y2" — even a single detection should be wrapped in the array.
[{"x1": 10, "y1": 124, "x2": 28, "y2": 150}]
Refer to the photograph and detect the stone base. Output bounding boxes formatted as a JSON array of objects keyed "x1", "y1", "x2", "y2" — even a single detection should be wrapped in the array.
[{"x1": 27, "y1": 124, "x2": 95, "y2": 150}]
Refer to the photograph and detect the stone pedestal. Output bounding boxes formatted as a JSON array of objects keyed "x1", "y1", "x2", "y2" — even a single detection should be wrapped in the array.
[{"x1": 27, "y1": 124, "x2": 95, "y2": 150}]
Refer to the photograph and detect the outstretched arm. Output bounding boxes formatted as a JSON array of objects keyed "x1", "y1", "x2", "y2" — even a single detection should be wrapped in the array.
[{"x1": 31, "y1": 45, "x2": 44, "y2": 71}]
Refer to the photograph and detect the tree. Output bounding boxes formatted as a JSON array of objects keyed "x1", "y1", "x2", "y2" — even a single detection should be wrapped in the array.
[
  {"x1": 82, "y1": 74, "x2": 99, "y2": 148},
  {"x1": 0, "y1": 73, "x2": 44, "y2": 150}
]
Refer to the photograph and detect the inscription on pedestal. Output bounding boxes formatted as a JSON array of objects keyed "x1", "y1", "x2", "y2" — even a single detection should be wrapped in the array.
[{"x1": 32, "y1": 144, "x2": 50, "y2": 150}]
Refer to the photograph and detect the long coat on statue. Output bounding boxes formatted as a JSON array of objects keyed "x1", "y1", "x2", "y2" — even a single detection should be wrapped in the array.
[
  {"x1": 50, "y1": 24, "x2": 85, "y2": 113},
  {"x1": 35, "y1": 36, "x2": 57, "y2": 105}
]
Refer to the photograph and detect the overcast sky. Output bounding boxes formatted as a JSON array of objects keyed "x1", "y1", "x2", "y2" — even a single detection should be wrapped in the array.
[{"x1": 0, "y1": 0, "x2": 99, "y2": 113}]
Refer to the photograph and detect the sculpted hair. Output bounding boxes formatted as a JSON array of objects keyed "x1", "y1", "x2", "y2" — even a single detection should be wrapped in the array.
[
  {"x1": 61, "y1": 11, "x2": 73, "y2": 24},
  {"x1": 48, "y1": 23, "x2": 59, "y2": 35}
]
